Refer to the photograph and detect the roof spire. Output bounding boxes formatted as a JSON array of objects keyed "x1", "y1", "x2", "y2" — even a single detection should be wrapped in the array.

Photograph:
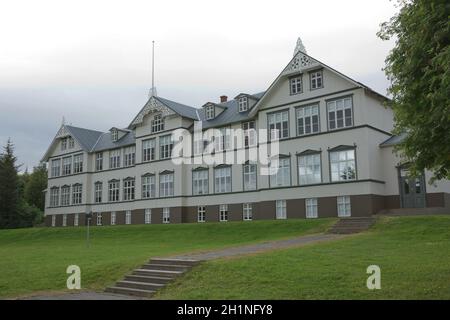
[
  {"x1": 61, "y1": 116, "x2": 66, "y2": 126},
  {"x1": 293, "y1": 37, "x2": 307, "y2": 56},
  {"x1": 149, "y1": 40, "x2": 157, "y2": 98}
]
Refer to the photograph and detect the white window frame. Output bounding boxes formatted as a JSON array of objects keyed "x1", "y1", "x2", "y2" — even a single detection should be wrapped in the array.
[
  {"x1": 73, "y1": 154, "x2": 83, "y2": 173},
  {"x1": 95, "y1": 152, "x2": 103, "y2": 171},
  {"x1": 123, "y1": 179, "x2": 135, "y2": 201},
  {"x1": 50, "y1": 187, "x2": 59, "y2": 207},
  {"x1": 94, "y1": 182, "x2": 102, "y2": 203},
  {"x1": 51, "y1": 215, "x2": 56, "y2": 227},
  {"x1": 111, "y1": 211, "x2": 116, "y2": 225},
  {"x1": 243, "y1": 203, "x2": 253, "y2": 221},
  {"x1": 305, "y1": 198, "x2": 318, "y2": 218},
  {"x1": 214, "y1": 127, "x2": 231, "y2": 152},
  {"x1": 327, "y1": 97, "x2": 353, "y2": 130},
  {"x1": 160, "y1": 135, "x2": 173, "y2": 159},
  {"x1": 125, "y1": 210, "x2": 132, "y2": 225},
  {"x1": 62, "y1": 156, "x2": 72, "y2": 175},
  {"x1": 290, "y1": 76, "x2": 302, "y2": 95},
  {"x1": 61, "y1": 137, "x2": 67, "y2": 151},
  {"x1": 205, "y1": 105, "x2": 214, "y2": 120},
  {"x1": 337, "y1": 196, "x2": 351, "y2": 217},
  {"x1": 109, "y1": 149, "x2": 121, "y2": 169},
  {"x1": 214, "y1": 166, "x2": 231, "y2": 193},
  {"x1": 330, "y1": 149, "x2": 356, "y2": 182},
  {"x1": 242, "y1": 121, "x2": 256, "y2": 147},
  {"x1": 197, "y1": 206, "x2": 206, "y2": 223},
  {"x1": 219, "y1": 204, "x2": 228, "y2": 222},
  {"x1": 151, "y1": 114, "x2": 164, "y2": 133},
  {"x1": 145, "y1": 209, "x2": 152, "y2": 224},
  {"x1": 142, "y1": 175, "x2": 156, "y2": 199},
  {"x1": 268, "y1": 110, "x2": 289, "y2": 140},
  {"x1": 61, "y1": 185, "x2": 70, "y2": 206},
  {"x1": 96, "y1": 212, "x2": 102, "y2": 226},
  {"x1": 62, "y1": 214, "x2": 67, "y2": 227},
  {"x1": 296, "y1": 104, "x2": 320, "y2": 136},
  {"x1": 142, "y1": 139, "x2": 156, "y2": 162},
  {"x1": 124, "y1": 146, "x2": 136, "y2": 167},
  {"x1": 74, "y1": 213, "x2": 79, "y2": 226},
  {"x1": 270, "y1": 157, "x2": 291, "y2": 187},
  {"x1": 108, "y1": 180, "x2": 120, "y2": 202},
  {"x1": 111, "y1": 129, "x2": 118, "y2": 142},
  {"x1": 310, "y1": 70, "x2": 323, "y2": 89},
  {"x1": 162, "y1": 207, "x2": 170, "y2": 224},
  {"x1": 298, "y1": 153, "x2": 322, "y2": 185},
  {"x1": 51, "y1": 159, "x2": 61, "y2": 177},
  {"x1": 276, "y1": 200, "x2": 287, "y2": 219},
  {"x1": 243, "y1": 163, "x2": 257, "y2": 191},
  {"x1": 72, "y1": 184, "x2": 82, "y2": 205},
  {"x1": 238, "y1": 97, "x2": 248, "y2": 112},
  {"x1": 159, "y1": 173, "x2": 174, "y2": 197},
  {"x1": 192, "y1": 170, "x2": 209, "y2": 195}
]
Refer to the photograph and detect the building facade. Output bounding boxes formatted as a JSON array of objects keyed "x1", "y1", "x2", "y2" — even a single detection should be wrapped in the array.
[{"x1": 42, "y1": 45, "x2": 450, "y2": 227}]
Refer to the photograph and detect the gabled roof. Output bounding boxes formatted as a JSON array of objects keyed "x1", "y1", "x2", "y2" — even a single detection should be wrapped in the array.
[
  {"x1": 155, "y1": 96, "x2": 199, "y2": 120},
  {"x1": 93, "y1": 130, "x2": 135, "y2": 152},
  {"x1": 380, "y1": 133, "x2": 406, "y2": 148}
]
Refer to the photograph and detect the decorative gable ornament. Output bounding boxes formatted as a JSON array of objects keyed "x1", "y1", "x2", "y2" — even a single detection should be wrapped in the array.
[
  {"x1": 55, "y1": 125, "x2": 70, "y2": 138},
  {"x1": 283, "y1": 51, "x2": 320, "y2": 76},
  {"x1": 131, "y1": 96, "x2": 175, "y2": 127}
]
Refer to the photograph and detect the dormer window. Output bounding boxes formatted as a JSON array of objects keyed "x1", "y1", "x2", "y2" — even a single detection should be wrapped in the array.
[
  {"x1": 310, "y1": 70, "x2": 323, "y2": 90},
  {"x1": 68, "y1": 137, "x2": 75, "y2": 149},
  {"x1": 205, "y1": 105, "x2": 215, "y2": 120},
  {"x1": 111, "y1": 129, "x2": 118, "y2": 142},
  {"x1": 61, "y1": 137, "x2": 67, "y2": 151},
  {"x1": 290, "y1": 75, "x2": 303, "y2": 95},
  {"x1": 151, "y1": 114, "x2": 164, "y2": 133},
  {"x1": 238, "y1": 97, "x2": 248, "y2": 112}
]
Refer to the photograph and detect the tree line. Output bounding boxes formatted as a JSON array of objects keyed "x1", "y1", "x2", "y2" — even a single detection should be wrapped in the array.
[{"x1": 0, "y1": 139, "x2": 47, "y2": 229}]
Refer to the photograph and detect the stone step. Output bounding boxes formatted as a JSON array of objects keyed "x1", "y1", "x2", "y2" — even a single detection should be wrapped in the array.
[
  {"x1": 328, "y1": 217, "x2": 376, "y2": 234},
  {"x1": 116, "y1": 280, "x2": 165, "y2": 291},
  {"x1": 150, "y1": 258, "x2": 200, "y2": 266},
  {"x1": 133, "y1": 268, "x2": 183, "y2": 278},
  {"x1": 124, "y1": 274, "x2": 172, "y2": 284},
  {"x1": 141, "y1": 263, "x2": 191, "y2": 272},
  {"x1": 105, "y1": 286, "x2": 155, "y2": 298}
]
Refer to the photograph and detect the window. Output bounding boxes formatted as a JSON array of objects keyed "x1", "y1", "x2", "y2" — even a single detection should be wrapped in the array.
[
  {"x1": 276, "y1": 200, "x2": 287, "y2": 219},
  {"x1": 112, "y1": 129, "x2": 118, "y2": 142},
  {"x1": 268, "y1": 110, "x2": 289, "y2": 140},
  {"x1": 142, "y1": 139, "x2": 156, "y2": 162},
  {"x1": 162, "y1": 207, "x2": 170, "y2": 223},
  {"x1": 270, "y1": 157, "x2": 291, "y2": 187},
  {"x1": 214, "y1": 166, "x2": 231, "y2": 193},
  {"x1": 330, "y1": 149, "x2": 356, "y2": 182},
  {"x1": 111, "y1": 212, "x2": 116, "y2": 225},
  {"x1": 305, "y1": 198, "x2": 318, "y2": 218},
  {"x1": 123, "y1": 179, "x2": 135, "y2": 201},
  {"x1": 50, "y1": 187, "x2": 59, "y2": 207},
  {"x1": 297, "y1": 104, "x2": 319, "y2": 135},
  {"x1": 219, "y1": 204, "x2": 228, "y2": 222},
  {"x1": 243, "y1": 163, "x2": 257, "y2": 191},
  {"x1": 95, "y1": 152, "x2": 103, "y2": 171},
  {"x1": 337, "y1": 196, "x2": 351, "y2": 217},
  {"x1": 72, "y1": 184, "x2": 82, "y2": 205},
  {"x1": 61, "y1": 137, "x2": 67, "y2": 151},
  {"x1": 327, "y1": 97, "x2": 353, "y2": 130},
  {"x1": 214, "y1": 127, "x2": 231, "y2": 152},
  {"x1": 109, "y1": 149, "x2": 121, "y2": 169},
  {"x1": 242, "y1": 121, "x2": 256, "y2": 147},
  {"x1": 145, "y1": 209, "x2": 152, "y2": 224},
  {"x1": 73, "y1": 154, "x2": 83, "y2": 173},
  {"x1": 298, "y1": 153, "x2": 321, "y2": 185},
  {"x1": 62, "y1": 214, "x2": 67, "y2": 227},
  {"x1": 160, "y1": 135, "x2": 173, "y2": 159},
  {"x1": 193, "y1": 170, "x2": 209, "y2": 195},
  {"x1": 124, "y1": 146, "x2": 135, "y2": 167},
  {"x1": 96, "y1": 213, "x2": 102, "y2": 226},
  {"x1": 51, "y1": 215, "x2": 56, "y2": 227},
  {"x1": 205, "y1": 105, "x2": 214, "y2": 120},
  {"x1": 310, "y1": 70, "x2": 323, "y2": 89},
  {"x1": 238, "y1": 97, "x2": 248, "y2": 112},
  {"x1": 197, "y1": 206, "x2": 206, "y2": 222},
  {"x1": 94, "y1": 182, "x2": 102, "y2": 203},
  {"x1": 74, "y1": 213, "x2": 79, "y2": 226},
  {"x1": 51, "y1": 159, "x2": 61, "y2": 177},
  {"x1": 243, "y1": 203, "x2": 253, "y2": 221},
  {"x1": 142, "y1": 175, "x2": 156, "y2": 199},
  {"x1": 151, "y1": 114, "x2": 164, "y2": 133},
  {"x1": 108, "y1": 180, "x2": 120, "y2": 202},
  {"x1": 62, "y1": 157, "x2": 72, "y2": 175},
  {"x1": 290, "y1": 76, "x2": 303, "y2": 95},
  {"x1": 125, "y1": 210, "x2": 132, "y2": 225},
  {"x1": 159, "y1": 173, "x2": 174, "y2": 197},
  {"x1": 61, "y1": 185, "x2": 71, "y2": 206},
  {"x1": 68, "y1": 137, "x2": 75, "y2": 149}
]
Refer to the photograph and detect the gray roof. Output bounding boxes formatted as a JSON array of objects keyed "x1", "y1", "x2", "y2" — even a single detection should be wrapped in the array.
[
  {"x1": 92, "y1": 130, "x2": 135, "y2": 152},
  {"x1": 155, "y1": 96, "x2": 199, "y2": 120},
  {"x1": 65, "y1": 125, "x2": 103, "y2": 151},
  {"x1": 380, "y1": 133, "x2": 406, "y2": 147}
]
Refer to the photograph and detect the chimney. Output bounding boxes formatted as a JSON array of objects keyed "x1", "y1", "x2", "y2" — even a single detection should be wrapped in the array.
[{"x1": 220, "y1": 95, "x2": 228, "y2": 103}]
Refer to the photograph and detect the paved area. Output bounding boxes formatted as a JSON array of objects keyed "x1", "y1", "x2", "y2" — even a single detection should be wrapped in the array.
[{"x1": 20, "y1": 233, "x2": 345, "y2": 300}]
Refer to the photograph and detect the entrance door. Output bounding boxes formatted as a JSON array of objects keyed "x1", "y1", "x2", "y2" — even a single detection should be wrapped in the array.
[{"x1": 399, "y1": 169, "x2": 426, "y2": 208}]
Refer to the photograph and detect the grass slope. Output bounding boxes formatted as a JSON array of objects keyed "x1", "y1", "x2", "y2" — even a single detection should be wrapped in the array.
[
  {"x1": 0, "y1": 219, "x2": 332, "y2": 298},
  {"x1": 157, "y1": 215, "x2": 450, "y2": 300}
]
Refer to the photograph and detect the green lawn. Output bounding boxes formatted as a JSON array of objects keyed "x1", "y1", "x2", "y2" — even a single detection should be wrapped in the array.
[
  {"x1": 156, "y1": 215, "x2": 450, "y2": 299},
  {"x1": 0, "y1": 219, "x2": 333, "y2": 298}
]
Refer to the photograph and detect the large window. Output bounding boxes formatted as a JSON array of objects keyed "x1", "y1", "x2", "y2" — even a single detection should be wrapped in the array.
[
  {"x1": 72, "y1": 184, "x2": 82, "y2": 205},
  {"x1": 305, "y1": 198, "x2": 318, "y2": 218},
  {"x1": 214, "y1": 127, "x2": 231, "y2": 152},
  {"x1": 61, "y1": 185, "x2": 70, "y2": 206},
  {"x1": 73, "y1": 154, "x2": 83, "y2": 173},
  {"x1": 51, "y1": 159, "x2": 61, "y2": 177},
  {"x1": 205, "y1": 105, "x2": 214, "y2": 120},
  {"x1": 290, "y1": 76, "x2": 303, "y2": 95},
  {"x1": 310, "y1": 70, "x2": 323, "y2": 89},
  {"x1": 62, "y1": 157, "x2": 72, "y2": 175},
  {"x1": 243, "y1": 163, "x2": 257, "y2": 191},
  {"x1": 142, "y1": 174, "x2": 156, "y2": 199},
  {"x1": 145, "y1": 209, "x2": 152, "y2": 224},
  {"x1": 219, "y1": 204, "x2": 228, "y2": 222},
  {"x1": 276, "y1": 200, "x2": 287, "y2": 219},
  {"x1": 297, "y1": 104, "x2": 319, "y2": 136},
  {"x1": 142, "y1": 139, "x2": 156, "y2": 162},
  {"x1": 214, "y1": 166, "x2": 231, "y2": 193},
  {"x1": 95, "y1": 152, "x2": 103, "y2": 171},
  {"x1": 160, "y1": 135, "x2": 173, "y2": 159},
  {"x1": 268, "y1": 110, "x2": 289, "y2": 140},
  {"x1": 108, "y1": 180, "x2": 120, "y2": 202},
  {"x1": 197, "y1": 206, "x2": 206, "y2": 222},
  {"x1": 159, "y1": 173, "x2": 174, "y2": 197},
  {"x1": 151, "y1": 114, "x2": 164, "y2": 133},
  {"x1": 330, "y1": 149, "x2": 356, "y2": 182},
  {"x1": 327, "y1": 97, "x2": 353, "y2": 130},
  {"x1": 298, "y1": 153, "x2": 321, "y2": 185},
  {"x1": 123, "y1": 179, "x2": 135, "y2": 201},
  {"x1": 242, "y1": 121, "x2": 256, "y2": 147},
  {"x1": 124, "y1": 146, "x2": 135, "y2": 167},
  {"x1": 162, "y1": 207, "x2": 170, "y2": 223},
  {"x1": 238, "y1": 97, "x2": 248, "y2": 112},
  {"x1": 109, "y1": 149, "x2": 121, "y2": 169},
  {"x1": 94, "y1": 182, "x2": 102, "y2": 203},
  {"x1": 270, "y1": 157, "x2": 291, "y2": 187},
  {"x1": 193, "y1": 170, "x2": 209, "y2": 195},
  {"x1": 243, "y1": 203, "x2": 253, "y2": 221},
  {"x1": 337, "y1": 196, "x2": 351, "y2": 217},
  {"x1": 50, "y1": 187, "x2": 59, "y2": 207}
]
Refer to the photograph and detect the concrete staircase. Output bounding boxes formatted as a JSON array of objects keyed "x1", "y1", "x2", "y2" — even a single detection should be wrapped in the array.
[
  {"x1": 105, "y1": 258, "x2": 200, "y2": 298},
  {"x1": 328, "y1": 217, "x2": 376, "y2": 234}
]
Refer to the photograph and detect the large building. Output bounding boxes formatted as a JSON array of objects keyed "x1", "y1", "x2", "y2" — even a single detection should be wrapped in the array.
[{"x1": 42, "y1": 41, "x2": 450, "y2": 227}]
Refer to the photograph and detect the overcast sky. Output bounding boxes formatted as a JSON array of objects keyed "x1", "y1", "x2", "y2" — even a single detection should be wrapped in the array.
[{"x1": 0, "y1": 0, "x2": 398, "y2": 172}]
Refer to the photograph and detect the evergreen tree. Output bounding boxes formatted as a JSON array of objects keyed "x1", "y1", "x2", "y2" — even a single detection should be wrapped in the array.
[{"x1": 24, "y1": 164, "x2": 47, "y2": 212}]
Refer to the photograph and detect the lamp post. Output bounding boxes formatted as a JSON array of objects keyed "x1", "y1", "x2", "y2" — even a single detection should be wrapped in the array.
[{"x1": 86, "y1": 211, "x2": 92, "y2": 248}]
